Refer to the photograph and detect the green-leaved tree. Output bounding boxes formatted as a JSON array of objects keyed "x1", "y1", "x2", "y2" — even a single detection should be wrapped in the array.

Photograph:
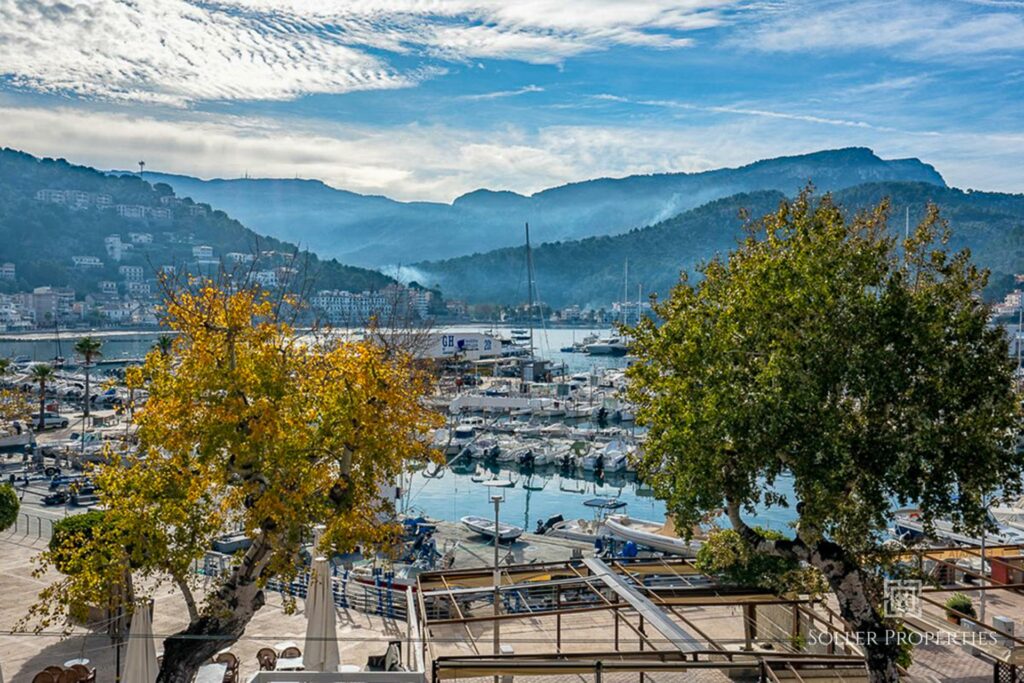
[{"x1": 626, "y1": 192, "x2": 1023, "y2": 682}]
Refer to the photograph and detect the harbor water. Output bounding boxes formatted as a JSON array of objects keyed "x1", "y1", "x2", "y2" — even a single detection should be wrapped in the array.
[{"x1": 0, "y1": 325, "x2": 798, "y2": 533}]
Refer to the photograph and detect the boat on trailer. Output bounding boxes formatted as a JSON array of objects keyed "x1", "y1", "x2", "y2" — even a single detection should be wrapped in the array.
[
  {"x1": 461, "y1": 515, "x2": 524, "y2": 543},
  {"x1": 604, "y1": 514, "x2": 703, "y2": 557}
]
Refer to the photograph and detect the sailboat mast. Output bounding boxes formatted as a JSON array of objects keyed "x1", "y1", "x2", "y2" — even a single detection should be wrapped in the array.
[
  {"x1": 525, "y1": 222, "x2": 535, "y2": 359},
  {"x1": 637, "y1": 283, "x2": 642, "y2": 325},
  {"x1": 623, "y1": 259, "x2": 629, "y2": 325}
]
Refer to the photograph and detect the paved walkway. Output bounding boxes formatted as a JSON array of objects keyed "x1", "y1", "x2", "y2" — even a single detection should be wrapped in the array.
[{"x1": 0, "y1": 532, "x2": 402, "y2": 681}]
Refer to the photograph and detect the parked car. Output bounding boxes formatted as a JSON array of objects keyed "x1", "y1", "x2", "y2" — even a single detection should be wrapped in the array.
[
  {"x1": 42, "y1": 490, "x2": 69, "y2": 506},
  {"x1": 37, "y1": 412, "x2": 69, "y2": 429},
  {"x1": 49, "y1": 474, "x2": 86, "y2": 490}
]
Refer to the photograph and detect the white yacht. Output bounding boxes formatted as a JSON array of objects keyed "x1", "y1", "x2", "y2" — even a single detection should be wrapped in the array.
[{"x1": 584, "y1": 336, "x2": 628, "y2": 356}]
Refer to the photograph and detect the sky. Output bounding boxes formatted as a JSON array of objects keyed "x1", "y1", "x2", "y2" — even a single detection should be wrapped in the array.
[{"x1": 0, "y1": 0, "x2": 1022, "y2": 201}]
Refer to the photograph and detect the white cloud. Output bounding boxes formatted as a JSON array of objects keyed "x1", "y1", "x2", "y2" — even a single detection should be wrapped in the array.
[
  {"x1": 3, "y1": 100, "x2": 1023, "y2": 205},
  {"x1": 459, "y1": 85, "x2": 545, "y2": 101},
  {"x1": 0, "y1": 0, "x2": 733, "y2": 105},
  {"x1": 744, "y1": 0, "x2": 1024, "y2": 61}
]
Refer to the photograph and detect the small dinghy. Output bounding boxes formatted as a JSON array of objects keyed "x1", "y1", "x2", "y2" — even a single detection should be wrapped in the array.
[{"x1": 461, "y1": 515, "x2": 524, "y2": 543}]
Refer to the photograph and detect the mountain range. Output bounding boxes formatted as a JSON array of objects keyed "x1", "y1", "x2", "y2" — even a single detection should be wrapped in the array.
[
  {"x1": 7, "y1": 145, "x2": 1020, "y2": 312},
  {"x1": 137, "y1": 148, "x2": 946, "y2": 268},
  {"x1": 415, "y1": 182, "x2": 1024, "y2": 307}
]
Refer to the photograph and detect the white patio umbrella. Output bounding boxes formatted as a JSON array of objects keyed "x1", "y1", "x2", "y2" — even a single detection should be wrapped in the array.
[
  {"x1": 122, "y1": 602, "x2": 158, "y2": 683},
  {"x1": 303, "y1": 557, "x2": 340, "y2": 672}
]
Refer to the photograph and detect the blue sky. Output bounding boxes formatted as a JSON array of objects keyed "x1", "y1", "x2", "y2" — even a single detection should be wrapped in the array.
[{"x1": 0, "y1": 0, "x2": 1022, "y2": 200}]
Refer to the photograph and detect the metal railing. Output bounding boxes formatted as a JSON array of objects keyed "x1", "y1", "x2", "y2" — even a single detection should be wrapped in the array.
[
  {"x1": 6, "y1": 511, "x2": 54, "y2": 540},
  {"x1": 196, "y1": 554, "x2": 413, "y2": 621}
]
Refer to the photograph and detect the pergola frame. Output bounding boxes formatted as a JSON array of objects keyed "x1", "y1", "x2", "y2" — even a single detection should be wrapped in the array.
[{"x1": 415, "y1": 557, "x2": 869, "y2": 682}]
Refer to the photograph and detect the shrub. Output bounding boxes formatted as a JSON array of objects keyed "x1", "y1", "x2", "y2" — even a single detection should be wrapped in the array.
[
  {"x1": 943, "y1": 592, "x2": 976, "y2": 619},
  {"x1": 0, "y1": 483, "x2": 18, "y2": 531},
  {"x1": 49, "y1": 510, "x2": 107, "y2": 575}
]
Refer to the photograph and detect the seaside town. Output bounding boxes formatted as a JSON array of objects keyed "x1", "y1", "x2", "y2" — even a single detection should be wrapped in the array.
[{"x1": 4, "y1": 2, "x2": 1024, "y2": 683}]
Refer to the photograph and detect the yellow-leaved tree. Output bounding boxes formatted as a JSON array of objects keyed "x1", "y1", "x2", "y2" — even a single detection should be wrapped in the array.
[{"x1": 28, "y1": 283, "x2": 440, "y2": 682}]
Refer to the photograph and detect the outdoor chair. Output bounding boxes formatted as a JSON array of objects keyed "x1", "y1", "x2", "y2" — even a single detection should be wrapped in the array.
[
  {"x1": 57, "y1": 670, "x2": 81, "y2": 683},
  {"x1": 44, "y1": 666, "x2": 64, "y2": 678},
  {"x1": 31, "y1": 673, "x2": 56, "y2": 683},
  {"x1": 280, "y1": 646, "x2": 301, "y2": 659},
  {"x1": 70, "y1": 664, "x2": 96, "y2": 683},
  {"x1": 256, "y1": 647, "x2": 277, "y2": 671},
  {"x1": 215, "y1": 652, "x2": 240, "y2": 682}
]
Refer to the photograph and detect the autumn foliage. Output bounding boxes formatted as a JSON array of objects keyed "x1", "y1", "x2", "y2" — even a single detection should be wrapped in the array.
[{"x1": 29, "y1": 283, "x2": 440, "y2": 681}]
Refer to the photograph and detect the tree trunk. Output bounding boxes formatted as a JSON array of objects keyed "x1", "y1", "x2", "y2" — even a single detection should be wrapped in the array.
[
  {"x1": 726, "y1": 501, "x2": 900, "y2": 683},
  {"x1": 156, "y1": 535, "x2": 273, "y2": 683},
  {"x1": 83, "y1": 361, "x2": 90, "y2": 418},
  {"x1": 38, "y1": 382, "x2": 45, "y2": 430},
  {"x1": 803, "y1": 539, "x2": 901, "y2": 683}
]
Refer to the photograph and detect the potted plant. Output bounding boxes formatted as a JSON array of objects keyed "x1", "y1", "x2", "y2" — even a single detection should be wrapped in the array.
[{"x1": 943, "y1": 593, "x2": 976, "y2": 625}]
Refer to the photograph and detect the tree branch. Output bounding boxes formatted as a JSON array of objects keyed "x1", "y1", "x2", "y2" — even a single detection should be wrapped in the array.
[{"x1": 173, "y1": 573, "x2": 199, "y2": 623}]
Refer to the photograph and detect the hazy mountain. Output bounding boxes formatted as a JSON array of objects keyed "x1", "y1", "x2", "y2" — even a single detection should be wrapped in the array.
[
  {"x1": 0, "y1": 148, "x2": 394, "y2": 295},
  {"x1": 415, "y1": 182, "x2": 1024, "y2": 308},
  {"x1": 136, "y1": 147, "x2": 945, "y2": 268}
]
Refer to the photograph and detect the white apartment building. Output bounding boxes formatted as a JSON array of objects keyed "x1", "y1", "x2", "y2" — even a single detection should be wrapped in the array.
[
  {"x1": 126, "y1": 281, "x2": 151, "y2": 296},
  {"x1": 192, "y1": 245, "x2": 214, "y2": 260},
  {"x1": 128, "y1": 232, "x2": 153, "y2": 244},
  {"x1": 252, "y1": 270, "x2": 278, "y2": 288},
  {"x1": 225, "y1": 252, "x2": 255, "y2": 264},
  {"x1": 115, "y1": 204, "x2": 148, "y2": 219},
  {"x1": 72, "y1": 255, "x2": 103, "y2": 268},
  {"x1": 311, "y1": 289, "x2": 395, "y2": 324},
  {"x1": 0, "y1": 263, "x2": 15, "y2": 281},
  {"x1": 118, "y1": 265, "x2": 145, "y2": 281},
  {"x1": 34, "y1": 189, "x2": 111, "y2": 209}
]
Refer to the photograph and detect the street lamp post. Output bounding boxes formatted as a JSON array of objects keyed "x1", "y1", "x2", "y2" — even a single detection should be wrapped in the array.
[{"x1": 491, "y1": 494, "x2": 502, "y2": 662}]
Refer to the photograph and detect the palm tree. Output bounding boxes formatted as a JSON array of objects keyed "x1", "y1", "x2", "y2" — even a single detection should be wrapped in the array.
[
  {"x1": 154, "y1": 334, "x2": 174, "y2": 357},
  {"x1": 74, "y1": 336, "x2": 103, "y2": 418},
  {"x1": 30, "y1": 364, "x2": 56, "y2": 430},
  {"x1": 0, "y1": 358, "x2": 9, "y2": 376}
]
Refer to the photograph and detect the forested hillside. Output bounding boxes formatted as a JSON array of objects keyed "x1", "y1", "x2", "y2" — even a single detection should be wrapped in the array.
[
  {"x1": 418, "y1": 183, "x2": 1024, "y2": 307},
  {"x1": 0, "y1": 148, "x2": 393, "y2": 294}
]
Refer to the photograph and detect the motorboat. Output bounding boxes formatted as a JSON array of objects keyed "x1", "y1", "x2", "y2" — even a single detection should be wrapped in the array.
[
  {"x1": 564, "y1": 403, "x2": 598, "y2": 419},
  {"x1": 601, "y1": 440, "x2": 633, "y2": 472},
  {"x1": 584, "y1": 337, "x2": 628, "y2": 356},
  {"x1": 893, "y1": 508, "x2": 1024, "y2": 546},
  {"x1": 991, "y1": 500, "x2": 1024, "y2": 532},
  {"x1": 542, "y1": 498, "x2": 627, "y2": 543},
  {"x1": 461, "y1": 515, "x2": 524, "y2": 543},
  {"x1": 464, "y1": 438, "x2": 499, "y2": 459},
  {"x1": 539, "y1": 423, "x2": 572, "y2": 438},
  {"x1": 498, "y1": 446, "x2": 529, "y2": 463},
  {"x1": 519, "y1": 443, "x2": 560, "y2": 467},
  {"x1": 604, "y1": 515, "x2": 703, "y2": 557}
]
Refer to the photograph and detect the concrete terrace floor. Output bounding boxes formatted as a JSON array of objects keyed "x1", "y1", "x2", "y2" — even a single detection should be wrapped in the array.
[{"x1": 0, "y1": 533, "x2": 404, "y2": 682}]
